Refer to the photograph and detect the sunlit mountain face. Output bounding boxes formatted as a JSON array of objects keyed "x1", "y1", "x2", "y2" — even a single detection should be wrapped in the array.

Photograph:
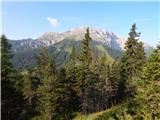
[{"x1": 9, "y1": 26, "x2": 152, "y2": 52}]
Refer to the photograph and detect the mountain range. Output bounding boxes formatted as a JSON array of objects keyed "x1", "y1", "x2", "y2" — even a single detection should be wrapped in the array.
[{"x1": 8, "y1": 26, "x2": 153, "y2": 69}]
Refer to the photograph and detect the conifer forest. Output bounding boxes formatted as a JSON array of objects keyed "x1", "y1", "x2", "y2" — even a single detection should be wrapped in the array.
[{"x1": 1, "y1": 23, "x2": 160, "y2": 120}]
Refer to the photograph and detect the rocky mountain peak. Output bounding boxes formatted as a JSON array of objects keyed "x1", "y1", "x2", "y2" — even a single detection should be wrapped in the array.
[{"x1": 37, "y1": 26, "x2": 126, "y2": 50}]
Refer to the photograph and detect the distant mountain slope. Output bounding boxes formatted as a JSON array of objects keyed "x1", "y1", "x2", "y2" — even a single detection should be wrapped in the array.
[
  {"x1": 8, "y1": 38, "x2": 45, "y2": 51},
  {"x1": 12, "y1": 39, "x2": 123, "y2": 69},
  {"x1": 9, "y1": 26, "x2": 153, "y2": 69}
]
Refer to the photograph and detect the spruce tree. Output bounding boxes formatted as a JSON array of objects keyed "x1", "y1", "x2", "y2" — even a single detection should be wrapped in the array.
[
  {"x1": 107, "y1": 61, "x2": 121, "y2": 105},
  {"x1": 1, "y1": 35, "x2": 25, "y2": 119},
  {"x1": 123, "y1": 23, "x2": 146, "y2": 78},
  {"x1": 79, "y1": 27, "x2": 92, "y2": 65},
  {"x1": 133, "y1": 44, "x2": 160, "y2": 119},
  {"x1": 20, "y1": 68, "x2": 39, "y2": 118},
  {"x1": 76, "y1": 27, "x2": 95, "y2": 114},
  {"x1": 22, "y1": 70, "x2": 33, "y2": 107},
  {"x1": 125, "y1": 44, "x2": 160, "y2": 119},
  {"x1": 56, "y1": 68, "x2": 71, "y2": 120},
  {"x1": 119, "y1": 24, "x2": 146, "y2": 98},
  {"x1": 1, "y1": 34, "x2": 13, "y2": 80},
  {"x1": 66, "y1": 46, "x2": 80, "y2": 111},
  {"x1": 36, "y1": 48, "x2": 57, "y2": 120},
  {"x1": 66, "y1": 46, "x2": 77, "y2": 83},
  {"x1": 96, "y1": 54, "x2": 109, "y2": 110}
]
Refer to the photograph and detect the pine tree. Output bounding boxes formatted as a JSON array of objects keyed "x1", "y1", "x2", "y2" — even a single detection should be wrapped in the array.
[
  {"x1": 1, "y1": 35, "x2": 25, "y2": 119},
  {"x1": 36, "y1": 48, "x2": 57, "y2": 120}
]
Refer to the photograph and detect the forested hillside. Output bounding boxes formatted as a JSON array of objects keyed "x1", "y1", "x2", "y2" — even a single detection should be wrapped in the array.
[
  {"x1": 11, "y1": 39, "x2": 122, "y2": 69},
  {"x1": 1, "y1": 24, "x2": 160, "y2": 120}
]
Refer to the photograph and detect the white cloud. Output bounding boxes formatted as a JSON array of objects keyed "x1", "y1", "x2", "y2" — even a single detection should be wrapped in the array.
[{"x1": 46, "y1": 17, "x2": 60, "y2": 27}]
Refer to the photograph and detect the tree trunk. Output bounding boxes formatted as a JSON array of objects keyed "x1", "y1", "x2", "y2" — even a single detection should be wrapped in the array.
[
  {"x1": 122, "y1": 111, "x2": 126, "y2": 120},
  {"x1": 64, "y1": 113, "x2": 70, "y2": 120},
  {"x1": 49, "y1": 111, "x2": 52, "y2": 120}
]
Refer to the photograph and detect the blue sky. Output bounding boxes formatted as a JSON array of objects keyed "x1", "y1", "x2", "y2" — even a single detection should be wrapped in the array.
[{"x1": 1, "y1": 1, "x2": 159, "y2": 46}]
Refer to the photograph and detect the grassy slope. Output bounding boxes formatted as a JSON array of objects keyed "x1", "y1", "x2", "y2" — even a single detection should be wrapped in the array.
[
  {"x1": 95, "y1": 45, "x2": 113, "y2": 62},
  {"x1": 73, "y1": 111, "x2": 105, "y2": 120},
  {"x1": 73, "y1": 104, "x2": 130, "y2": 120},
  {"x1": 73, "y1": 106, "x2": 119, "y2": 120}
]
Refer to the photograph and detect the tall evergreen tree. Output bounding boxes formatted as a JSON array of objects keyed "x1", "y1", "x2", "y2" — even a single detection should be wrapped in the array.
[
  {"x1": 136, "y1": 43, "x2": 160, "y2": 119},
  {"x1": 66, "y1": 46, "x2": 77, "y2": 84},
  {"x1": 56, "y1": 68, "x2": 71, "y2": 120},
  {"x1": 107, "y1": 61, "x2": 121, "y2": 105},
  {"x1": 119, "y1": 24, "x2": 146, "y2": 99},
  {"x1": 20, "y1": 68, "x2": 40, "y2": 119},
  {"x1": 36, "y1": 48, "x2": 57, "y2": 120},
  {"x1": 1, "y1": 35, "x2": 25, "y2": 120},
  {"x1": 96, "y1": 54, "x2": 109, "y2": 111},
  {"x1": 122, "y1": 23, "x2": 146, "y2": 78},
  {"x1": 66, "y1": 46, "x2": 80, "y2": 111},
  {"x1": 1, "y1": 34, "x2": 13, "y2": 80},
  {"x1": 76, "y1": 27, "x2": 96, "y2": 114},
  {"x1": 126, "y1": 43, "x2": 160, "y2": 119},
  {"x1": 22, "y1": 70, "x2": 33, "y2": 108}
]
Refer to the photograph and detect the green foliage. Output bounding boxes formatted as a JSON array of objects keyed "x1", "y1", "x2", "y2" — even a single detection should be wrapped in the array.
[
  {"x1": 73, "y1": 111, "x2": 105, "y2": 120},
  {"x1": 30, "y1": 115, "x2": 44, "y2": 120},
  {"x1": 1, "y1": 24, "x2": 158, "y2": 120},
  {"x1": 94, "y1": 54, "x2": 111, "y2": 111},
  {"x1": 56, "y1": 68, "x2": 72, "y2": 119},
  {"x1": 119, "y1": 24, "x2": 146, "y2": 99},
  {"x1": 130, "y1": 44, "x2": 160, "y2": 119},
  {"x1": 108, "y1": 61, "x2": 121, "y2": 89},
  {"x1": 95, "y1": 104, "x2": 132, "y2": 120},
  {"x1": 76, "y1": 28, "x2": 97, "y2": 114},
  {"x1": 22, "y1": 70, "x2": 33, "y2": 105},
  {"x1": 122, "y1": 24, "x2": 146, "y2": 78},
  {"x1": 1, "y1": 34, "x2": 13, "y2": 80},
  {"x1": 79, "y1": 27, "x2": 92, "y2": 67},
  {"x1": 97, "y1": 43, "x2": 160, "y2": 120},
  {"x1": 1, "y1": 35, "x2": 25, "y2": 120},
  {"x1": 36, "y1": 48, "x2": 58, "y2": 120},
  {"x1": 65, "y1": 46, "x2": 80, "y2": 111},
  {"x1": 18, "y1": 68, "x2": 40, "y2": 119}
]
